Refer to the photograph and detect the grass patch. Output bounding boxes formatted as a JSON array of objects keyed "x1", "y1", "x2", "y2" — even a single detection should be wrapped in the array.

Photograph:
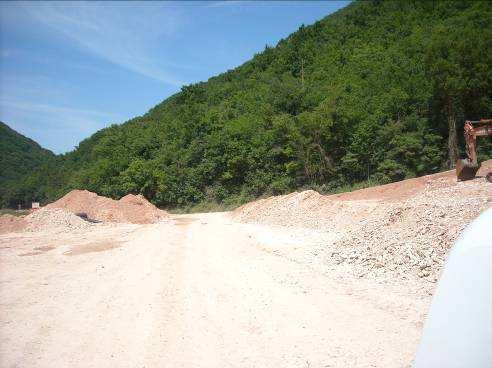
[
  {"x1": 169, "y1": 201, "x2": 236, "y2": 214},
  {"x1": 0, "y1": 209, "x2": 30, "y2": 217}
]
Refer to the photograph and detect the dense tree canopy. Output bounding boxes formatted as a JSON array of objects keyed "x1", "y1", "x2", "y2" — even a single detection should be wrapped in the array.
[
  {"x1": 1, "y1": 0, "x2": 491, "y2": 210},
  {"x1": 0, "y1": 122, "x2": 55, "y2": 207}
]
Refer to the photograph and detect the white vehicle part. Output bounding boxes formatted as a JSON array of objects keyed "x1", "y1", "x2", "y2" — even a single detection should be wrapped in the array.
[{"x1": 413, "y1": 207, "x2": 492, "y2": 367}]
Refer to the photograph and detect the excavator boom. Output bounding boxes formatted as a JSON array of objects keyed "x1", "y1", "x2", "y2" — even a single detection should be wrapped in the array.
[{"x1": 456, "y1": 119, "x2": 492, "y2": 181}]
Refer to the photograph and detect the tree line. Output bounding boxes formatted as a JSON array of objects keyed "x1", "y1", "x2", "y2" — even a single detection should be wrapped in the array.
[{"x1": 1, "y1": 0, "x2": 491, "y2": 210}]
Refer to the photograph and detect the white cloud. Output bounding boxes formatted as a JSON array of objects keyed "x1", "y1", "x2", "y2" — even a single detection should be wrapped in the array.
[{"x1": 23, "y1": 1, "x2": 186, "y2": 86}]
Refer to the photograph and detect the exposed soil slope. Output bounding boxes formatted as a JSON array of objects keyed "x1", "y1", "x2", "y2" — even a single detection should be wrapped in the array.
[{"x1": 333, "y1": 160, "x2": 491, "y2": 201}]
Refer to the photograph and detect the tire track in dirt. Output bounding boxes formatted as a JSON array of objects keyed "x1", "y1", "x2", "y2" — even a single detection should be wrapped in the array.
[{"x1": 2, "y1": 213, "x2": 426, "y2": 367}]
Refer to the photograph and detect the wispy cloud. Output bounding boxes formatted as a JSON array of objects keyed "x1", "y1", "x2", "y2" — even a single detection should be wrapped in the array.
[
  {"x1": 0, "y1": 100, "x2": 120, "y2": 124},
  {"x1": 0, "y1": 99, "x2": 124, "y2": 153},
  {"x1": 23, "y1": 1, "x2": 186, "y2": 86},
  {"x1": 206, "y1": 1, "x2": 247, "y2": 8}
]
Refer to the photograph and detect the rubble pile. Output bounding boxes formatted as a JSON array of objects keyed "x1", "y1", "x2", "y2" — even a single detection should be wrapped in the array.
[
  {"x1": 233, "y1": 163, "x2": 492, "y2": 285},
  {"x1": 25, "y1": 208, "x2": 91, "y2": 232},
  {"x1": 329, "y1": 180, "x2": 490, "y2": 282}
]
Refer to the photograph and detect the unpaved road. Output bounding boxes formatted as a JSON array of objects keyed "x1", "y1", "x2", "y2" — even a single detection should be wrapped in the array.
[{"x1": 0, "y1": 213, "x2": 427, "y2": 367}]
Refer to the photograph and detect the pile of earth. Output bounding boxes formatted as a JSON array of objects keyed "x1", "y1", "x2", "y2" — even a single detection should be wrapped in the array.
[
  {"x1": 46, "y1": 190, "x2": 168, "y2": 224},
  {"x1": 25, "y1": 207, "x2": 91, "y2": 232},
  {"x1": 232, "y1": 160, "x2": 492, "y2": 285},
  {"x1": 0, "y1": 207, "x2": 91, "y2": 234}
]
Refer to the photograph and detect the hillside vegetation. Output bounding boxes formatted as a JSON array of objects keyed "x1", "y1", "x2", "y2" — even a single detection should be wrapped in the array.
[
  {"x1": 1, "y1": 0, "x2": 491, "y2": 209},
  {"x1": 0, "y1": 122, "x2": 54, "y2": 207}
]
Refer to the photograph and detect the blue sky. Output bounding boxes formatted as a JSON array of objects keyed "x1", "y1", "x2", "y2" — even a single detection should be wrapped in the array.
[{"x1": 0, "y1": 1, "x2": 349, "y2": 153}]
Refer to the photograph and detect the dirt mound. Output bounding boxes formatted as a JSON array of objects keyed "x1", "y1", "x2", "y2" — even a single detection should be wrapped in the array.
[
  {"x1": 233, "y1": 162, "x2": 492, "y2": 284},
  {"x1": 47, "y1": 190, "x2": 168, "y2": 224}
]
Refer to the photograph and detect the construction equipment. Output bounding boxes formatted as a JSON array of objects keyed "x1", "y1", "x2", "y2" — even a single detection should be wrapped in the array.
[{"x1": 456, "y1": 119, "x2": 492, "y2": 181}]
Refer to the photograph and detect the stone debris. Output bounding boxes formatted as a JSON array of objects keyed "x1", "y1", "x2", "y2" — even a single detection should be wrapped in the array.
[
  {"x1": 233, "y1": 161, "x2": 492, "y2": 287},
  {"x1": 331, "y1": 180, "x2": 490, "y2": 283},
  {"x1": 24, "y1": 207, "x2": 91, "y2": 232}
]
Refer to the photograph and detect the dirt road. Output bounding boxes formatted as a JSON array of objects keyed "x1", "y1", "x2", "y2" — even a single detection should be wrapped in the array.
[{"x1": 0, "y1": 213, "x2": 427, "y2": 368}]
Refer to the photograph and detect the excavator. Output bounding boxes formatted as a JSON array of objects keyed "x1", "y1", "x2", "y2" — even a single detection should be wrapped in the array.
[{"x1": 456, "y1": 119, "x2": 492, "y2": 182}]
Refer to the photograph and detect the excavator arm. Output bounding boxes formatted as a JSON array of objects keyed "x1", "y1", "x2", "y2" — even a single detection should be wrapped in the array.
[{"x1": 456, "y1": 119, "x2": 492, "y2": 181}]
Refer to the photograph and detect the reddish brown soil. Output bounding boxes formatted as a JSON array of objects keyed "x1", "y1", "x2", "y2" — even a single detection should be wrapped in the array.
[
  {"x1": 332, "y1": 159, "x2": 491, "y2": 202},
  {"x1": 46, "y1": 190, "x2": 168, "y2": 224}
]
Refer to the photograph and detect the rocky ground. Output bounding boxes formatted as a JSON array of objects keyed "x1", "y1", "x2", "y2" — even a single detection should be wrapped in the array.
[{"x1": 232, "y1": 161, "x2": 492, "y2": 294}]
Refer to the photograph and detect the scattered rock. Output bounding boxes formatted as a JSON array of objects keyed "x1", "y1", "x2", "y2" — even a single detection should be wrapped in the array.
[
  {"x1": 232, "y1": 160, "x2": 492, "y2": 287},
  {"x1": 24, "y1": 207, "x2": 91, "y2": 232}
]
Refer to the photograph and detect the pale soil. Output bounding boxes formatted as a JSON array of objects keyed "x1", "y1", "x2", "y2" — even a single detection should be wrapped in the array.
[{"x1": 1, "y1": 213, "x2": 428, "y2": 368}]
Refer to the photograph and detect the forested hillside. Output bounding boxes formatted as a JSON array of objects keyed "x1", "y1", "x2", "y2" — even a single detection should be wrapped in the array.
[
  {"x1": 0, "y1": 122, "x2": 54, "y2": 207},
  {"x1": 2, "y1": 0, "x2": 491, "y2": 209}
]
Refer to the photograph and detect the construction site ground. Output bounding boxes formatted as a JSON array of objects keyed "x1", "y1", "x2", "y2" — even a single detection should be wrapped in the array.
[{"x1": 1, "y1": 161, "x2": 491, "y2": 368}]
